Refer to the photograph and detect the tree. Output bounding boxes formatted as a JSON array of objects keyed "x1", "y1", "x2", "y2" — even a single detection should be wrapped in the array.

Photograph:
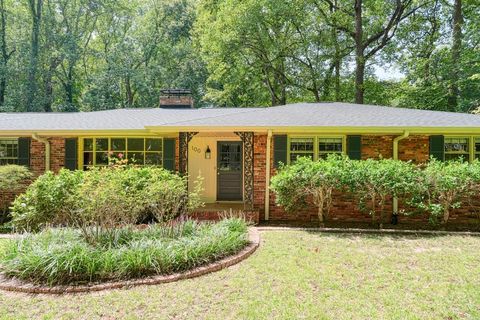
[
  {"x1": 325, "y1": 0, "x2": 424, "y2": 104},
  {"x1": 26, "y1": 0, "x2": 43, "y2": 111},
  {"x1": 0, "y1": 0, "x2": 15, "y2": 107},
  {"x1": 447, "y1": 0, "x2": 463, "y2": 111}
]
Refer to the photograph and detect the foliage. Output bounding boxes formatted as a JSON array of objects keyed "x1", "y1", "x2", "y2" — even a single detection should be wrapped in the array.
[
  {"x1": 347, "y1": 159, "x2": 419, "y2": 227},
  {"x1": 9, "y1": 167, "x2": 202, "y2": 238},
  {"x1": 0, "y1": 165, "x2": 32, "y2": 219},
  {"x1": 270, "y1": 157, "x2": 480, "y2": 228},
  {"x1": 412, "y1": 159, "x2": 477, "y2": 225},
  {"x1": 270, "y1": 155, "x2": 350, "y2": 225},
  {"x1": 0, "y1": 218, "x2": 248, "y2": 285},
  {"x1": 0, "y1": 0, "x2": 478, "y2": 109}
]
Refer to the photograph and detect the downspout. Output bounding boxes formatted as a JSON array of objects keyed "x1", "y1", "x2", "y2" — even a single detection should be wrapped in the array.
[
  {"x1": 32, "y1": 133, "x2": 50, "y2": 172},
  {"x1": 265, "y1": 130, "x2": 272, "y2": 220},
  {"x1": 392, "y1": 130, "x2": 409, "y2": 213}
]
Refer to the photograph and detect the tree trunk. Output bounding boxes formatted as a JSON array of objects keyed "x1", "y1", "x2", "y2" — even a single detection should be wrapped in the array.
[
  {"x1": 0, "y1": 0, "x2": 10, "y2": 106},
  {"x1": 354, "y1": 0, "x2": 364, "y2": 104},
  {"x1": 447, "y1": 0, "x2": 462, "y2": 112},
  {"x1": 125, "y1": 76, "x2": 134, "y2": 107},
  {"x1": 27, "y1": 0, "x2": 43, "y2": 112}
]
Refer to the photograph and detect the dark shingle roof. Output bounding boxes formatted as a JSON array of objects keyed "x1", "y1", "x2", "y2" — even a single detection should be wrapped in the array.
[{"x1": 1, "y1": 102, "x2": 480, "y2": 132}]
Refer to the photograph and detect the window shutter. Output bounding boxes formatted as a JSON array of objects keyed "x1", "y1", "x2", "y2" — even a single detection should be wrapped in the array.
[
  {"x1": 429, "y1": 135, "x2": 444, "y2": 161},
  {"x1": 64, "y1": 138, "x2": 78, "y2": 170},
  {"x1": 273, "y1": 135, "x2": 287, "y2": 168},
  {"x1": 163, "y1": 138, "x2": 176, "y2": 171},
  {"x1": 347, "y1": 135, "x2": 361, "y2": 160},
  {"x1": 18, "y1": 137, "x2": 30, "y2": 167}
]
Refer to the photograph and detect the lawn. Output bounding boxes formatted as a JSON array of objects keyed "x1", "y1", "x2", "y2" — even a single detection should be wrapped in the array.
[{"x1": 1, "y1": 230, "x2": 480, "y2": 320}]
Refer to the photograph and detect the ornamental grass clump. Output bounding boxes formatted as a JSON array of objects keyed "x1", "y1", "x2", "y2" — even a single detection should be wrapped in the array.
[{"x1": 0, "y1": 218, "x2": 248, "y2": 285}]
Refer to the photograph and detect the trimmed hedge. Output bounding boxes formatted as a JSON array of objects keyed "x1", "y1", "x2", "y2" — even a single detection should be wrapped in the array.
[{"x1": 271, "y1": 155, "x2": 480, "y2": 226}]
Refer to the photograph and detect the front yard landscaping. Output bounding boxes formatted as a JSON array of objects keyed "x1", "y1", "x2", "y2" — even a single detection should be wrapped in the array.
[{"x1": 1, "y1": 230, "x2": 479, "y2": 319}]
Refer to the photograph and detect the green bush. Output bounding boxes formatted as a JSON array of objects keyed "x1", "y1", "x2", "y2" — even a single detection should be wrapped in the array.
[
  {"x1": 10, "y1": 167, "x2": 202, "y2": 237},
  {"x1": 347, "y1": 158, "x2": 419, "y2": 227},
  {"x1": 0, "y1": 218, "x2": 248, "y2": 285},
  {"x1": 270, "y1": 155, "x2": 350, "y2": 224},
  {"x1": 412, "y1": 159, "x2": 476, "y2": 225},
  {"x1": 0, "y1": 165, "x2": 32, "y2": 217}
]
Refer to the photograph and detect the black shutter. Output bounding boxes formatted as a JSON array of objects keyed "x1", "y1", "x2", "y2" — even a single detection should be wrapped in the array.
[
  {"x1": 429, "y1": 135, "x2": 444, "y2": 161},
  {"x1": 163, "y1": 138, "x2": 176, "y2": 171},
  {"x1": 347, "y1": 135, "x2": 362, "y2": 160},
  {"x1": 273, "y1": 135, "x2": 287, "y2": 168},
  {"x1": 17, "y1": 137, "x2": 30, "y2": 167},
  {"x1": 64, "y1": 138, "x2": 78, "y2": 170}
]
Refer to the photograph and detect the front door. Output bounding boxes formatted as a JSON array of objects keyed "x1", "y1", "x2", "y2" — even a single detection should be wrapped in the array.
[{"x1": 217, "y1": 141, "x2": 243, "y2": 201}]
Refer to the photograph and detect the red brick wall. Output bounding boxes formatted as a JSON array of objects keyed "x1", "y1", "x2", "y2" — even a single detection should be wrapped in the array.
[
  {"x1": 254, "y1": 134, "x2": 479, "y2": 227},
  {"x1": 1, "y1": 137, "x2": 66, "y2": 213}
]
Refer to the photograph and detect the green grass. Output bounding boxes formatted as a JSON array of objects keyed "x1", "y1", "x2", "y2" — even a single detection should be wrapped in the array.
[
  {"x1": 0, "y1": 219, "x2": 248, "y2": 285},
  {"x1": 1, "y1": 230, "x2": 480, "y2": 319}
]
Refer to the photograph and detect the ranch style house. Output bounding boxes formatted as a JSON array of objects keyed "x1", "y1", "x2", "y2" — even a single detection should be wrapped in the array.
[{"x1": 2, "y1": 92, "x2": 480, "y2": 226}]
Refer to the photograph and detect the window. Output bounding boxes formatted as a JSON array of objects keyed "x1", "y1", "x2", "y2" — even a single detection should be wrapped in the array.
[
  {"x1": 318, "y1": 138, "x2": 343, "y2": 159},
  {"x1": 0, "y1": 139, "x2": 18, "y2": 165},
  {"x1": 289, "y1": 136, "x2": 344, "y2": 163},
  {"x1": 444, "y1": 137, "x2": 469, "y2": 161},
  {"x1": 82, "y1": 137, "x2": 163, "y2": 169},
  {"x1": 289, "y1": 138, "x2": 314, "y2": 163}
]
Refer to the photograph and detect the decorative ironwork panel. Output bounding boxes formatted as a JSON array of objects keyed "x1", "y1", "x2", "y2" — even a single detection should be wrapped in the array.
[
  {"x1": 235, "y1": 131, "x2": 254, "y2": 208},
  {"x1": 179, "y1": 132, "x2": 198, "y2": 174}
]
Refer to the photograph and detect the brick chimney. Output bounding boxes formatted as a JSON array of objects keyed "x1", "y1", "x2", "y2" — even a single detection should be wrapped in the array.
[{"x1": 159, "y1": 89, "x2": 194, "y2": 108}]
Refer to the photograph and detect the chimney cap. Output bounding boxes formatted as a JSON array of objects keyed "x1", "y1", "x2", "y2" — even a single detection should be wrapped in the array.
[{"x1": 160, "y1": 88, "x2": 192, "y2": 96}]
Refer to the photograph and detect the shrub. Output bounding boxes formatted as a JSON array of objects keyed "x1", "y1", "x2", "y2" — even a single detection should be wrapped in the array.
[
  {"x1": 412, "y1": 159, "x2": 474, "y2": 225},
  {"x1": 270, "y1": 155, "x2": 350, "y2": 225},
  {"x1": 10, "y1": 167, "x2": 202, "y2": 238},
  {"x1": 0, "y1": 218, "x2": 248, "y2": 285},
  {"x1": 347, "y1": 159, "x2": 419, "y2": 227},
  {"x1": 0, "y1": 165, "x2": 32, "y2": 217},
  {"x1": 271, "y1": 157, "x2": 420, "y2": 228}
]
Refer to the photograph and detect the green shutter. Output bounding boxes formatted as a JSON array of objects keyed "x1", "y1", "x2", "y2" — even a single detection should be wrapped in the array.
[
  {"x1": 17, "y1": 137, "x2": 30, "y2": 167},
  {"x1": 273, "y1": 135, "x2": 287, "y2": 168},
  {"x1": 64, "y1": 138, "x2": 78, "y2": 170},
  {"x1": 347, "y1": 135, "x2": 361, "y2": 160},
  {"x1": 163, "y1": 138, "x2": 176, "y2": 171},
  {"x1": 429, "y1": 135, "x2": 444, "y2": 161}
]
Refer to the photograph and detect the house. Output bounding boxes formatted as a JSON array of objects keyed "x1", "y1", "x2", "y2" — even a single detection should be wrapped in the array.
[{"x1": 2, "y1": 93, "x2": 480, "y2": 226}]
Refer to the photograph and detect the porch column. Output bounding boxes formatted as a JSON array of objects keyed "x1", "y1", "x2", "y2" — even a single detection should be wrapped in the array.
[
  {"x1": 179, "y1": 132, "x2": 198, "y2": 174},
  {"x1": 234, "y1": 131, "x2": 254, "y2": 209}
]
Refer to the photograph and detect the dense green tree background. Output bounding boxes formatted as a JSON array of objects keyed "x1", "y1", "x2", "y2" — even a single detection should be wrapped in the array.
[{"x1": 0, "y1": 0, "x2": 478, "y2": 112}]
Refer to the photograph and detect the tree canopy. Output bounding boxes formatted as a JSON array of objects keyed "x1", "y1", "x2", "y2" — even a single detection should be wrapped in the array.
[{"x1": 0, "y1": 0, "x2": 478, "y2": 111}]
